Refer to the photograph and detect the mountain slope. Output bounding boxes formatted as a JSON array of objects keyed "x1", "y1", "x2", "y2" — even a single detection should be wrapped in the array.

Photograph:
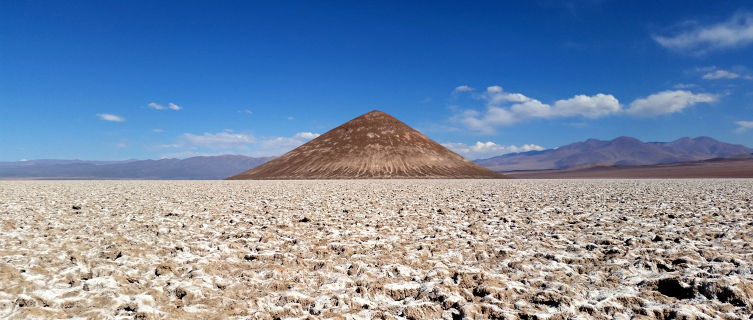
[
  {"x1": 474, "y1": 136, "x2": 753, "y2": 172},
  {"x1": 650, "y1": 136, "x2": 753, "y2": 158},
  {"x1": 228, "y1": 110, "x2": 507, "y2": 179}
]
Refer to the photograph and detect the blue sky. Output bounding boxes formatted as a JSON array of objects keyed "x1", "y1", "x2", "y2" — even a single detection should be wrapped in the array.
[{"x1": 1, "y1": 1, "x2": 752, "y2": 161}]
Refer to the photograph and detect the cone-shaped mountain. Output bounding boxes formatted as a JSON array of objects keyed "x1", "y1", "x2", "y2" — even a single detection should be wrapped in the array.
[{"x1": 226, "y1": 110, "x2": 509, "y2": 179}]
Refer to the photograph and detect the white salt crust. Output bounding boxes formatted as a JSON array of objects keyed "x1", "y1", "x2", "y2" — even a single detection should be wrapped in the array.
[{"x1": 0, "y1": 180, "x2": 751, "y2": 319}]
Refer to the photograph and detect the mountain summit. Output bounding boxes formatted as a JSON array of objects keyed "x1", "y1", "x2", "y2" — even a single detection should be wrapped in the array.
[{"x1": 227, "y1": 110, "x2": 508, "y2": 179}]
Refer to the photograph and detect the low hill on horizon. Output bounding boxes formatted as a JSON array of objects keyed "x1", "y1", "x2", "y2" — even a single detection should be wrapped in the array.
[
  {"x1": 0, "y1": 155, "x2": 273, "y2": 180},
  {"x1": 0, "y1": 159, "x2": 139, "y2": 167},
  {"x1": 474, "y1": 136, "x2": 753, "y2": 172},
  {"x1": 504, "y1": 157, "x2": 753, "y2": 179}
]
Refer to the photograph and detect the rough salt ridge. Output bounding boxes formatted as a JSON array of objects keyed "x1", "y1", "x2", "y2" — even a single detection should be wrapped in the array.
[{"x1": 0, "y1": 180, "x2": 751, "y2": 319}]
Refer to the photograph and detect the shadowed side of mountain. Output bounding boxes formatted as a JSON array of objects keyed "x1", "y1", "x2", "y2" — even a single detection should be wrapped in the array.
[
  {"x1": 474, "y1": 136, "x2": 753, "y2": 172},
  {"x1": 228, "y1": 110, "x2": 508, "y2": 179},
  {"x1": 0, "y1": 155, "x2": 274, "y2": 180}
]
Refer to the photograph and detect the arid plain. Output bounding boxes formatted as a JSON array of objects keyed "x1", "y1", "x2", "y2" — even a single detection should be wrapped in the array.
[{"x1": 1, "y1": 180, "x2": 752, "y2": 319}]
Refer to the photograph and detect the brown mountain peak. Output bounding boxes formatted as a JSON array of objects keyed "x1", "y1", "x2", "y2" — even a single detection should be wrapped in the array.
[{"x1": 226, "y1": 111, "x2": 509, "y2": 179}]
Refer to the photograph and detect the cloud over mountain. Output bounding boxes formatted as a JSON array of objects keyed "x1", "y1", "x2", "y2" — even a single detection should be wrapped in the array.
[
  {"x1": 163, "y1": 130, "x2": 321, "y2": 158},
  {"x1": 456, "y1": 86, "x2": 621, "y2": 133},
  {"x1": 736, "y1": 120, "x2": 753, "y2": 133},
  {"x1": 181, "y1": 132, "x2": 257, "y2": 149},
  {"x1": 626, "y1": 90, "x2": 717, "y2": 116},
  {"x1": 442, "y1": 141, "x2": 544, "y2": 160}
]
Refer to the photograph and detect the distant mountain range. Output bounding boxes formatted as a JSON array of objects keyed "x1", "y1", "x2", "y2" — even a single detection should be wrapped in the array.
[
  {"x1": 505, "y1": 157, "x2": 753, "y2": 179},
  {"x1": 474, "y1": 136, "x2": 753, "y2": 172},
  {"x1": 2, "y1": 136, "x2": 750, "y2": 179},
  {"x1": 0, "y1": 155, "x2": 273, "y2": 180},
  {"x1": 0, "y1": 159, "x2": 139, "y2": 167}
]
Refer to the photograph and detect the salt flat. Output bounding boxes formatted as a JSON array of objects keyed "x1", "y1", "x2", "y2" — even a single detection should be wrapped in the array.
[{"x1": 0, "y1": 180, "x2": 751, "y2": 319}]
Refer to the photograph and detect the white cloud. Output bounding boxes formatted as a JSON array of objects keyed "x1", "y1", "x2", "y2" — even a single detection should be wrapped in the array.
[
  {"x1": 626, "y1": 90, "x2": 717, "y2": 116},
  {"x1": 259, "y1": 137, "x2": 304, "y2": 150},
  {"x1": 242, "y1": 110, "x2": 253, "y2": 114},
  {"x1": 115, "y1": 139, "x2": 131, "y2": 148},
  {"x1": 181, "y1": 132, "x2": 257, "y2": 149},
  {"x1": 653, "y1": 12, "x2": 753, "y2": 54},
  {"x1": 97, "y1": 114, "x2": 125, "y2": 122},
  {"x1": 259, "y1": 132, "x2": 321, "y2": 154},
  {"x1": 157, "y1": 143, "x2": 182, "y2": 148},
  {"x1": 703, "y1": 70, "x2": 741, "y2": 79},
  {"x1": 551, "y1": 94, "x2": 622, "y2": 118},
  {"x1": 164, "y1": 131, "x2": 321, "y2": 157},
  {"x1": 735, "y1": 120, "x2": 753, "y2": 133},
  {"x1": 294, "y1": 132, "x2": 321, "y2": 140},
  {"x1": 153, "y1": 129, "x2": 164, "y2": 132},
  {"x1": 458, "y1": 86, "x2": 621, "y2": 133},
  {"x1": 695, "y1": 66, "x2": 717, "y2": 73},
  {"x1": 673, "y1": 83, "x2": 697, "y2": 89},
  {"x1": 148, "y1": 102, "x2": 182, "y2": 110},
  {"x1": 442, "y1": 141, "x2": 545, "y2": 160},
  {"x1": 287, "y1": 116, "x2": 295, "y2": 120},
  {"x1": 454, "y1": 85, "x2": 475, "y2": 92},
  {"x1": 479, "y1": 85, "x2": 534, "y2": 104}
]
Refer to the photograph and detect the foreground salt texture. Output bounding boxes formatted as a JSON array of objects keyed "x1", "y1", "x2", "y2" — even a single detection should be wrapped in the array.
[{"x1": 0, "y1": 180, "x2": 751, "y2": 320}]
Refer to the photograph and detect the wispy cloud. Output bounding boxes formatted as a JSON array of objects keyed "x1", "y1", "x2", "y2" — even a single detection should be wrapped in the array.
[
  {"x1": 97, "y1": 114, "x2": 125, "y2": 122},
  {"x1": 703, "y1": 69, "x2": 741, "y2": 79},
  {"x1": 149, "y1": 102, "x2": 182, "y2": 110},
  {"x1": 181, "y1": 132, "x2": 257, "y2": 149},
  {"x1": 259, "y1": 137, "x2": 305, "y2": 150},
  {"x1": 241, "y1": 110, "x2": 253, "y2": 114},
  {"x1": 163, "y1": 131, "x2": 320, "y2": 158},
  {"x1": 294, "y1": 132, "x2": 320, "y2": 140},
  {"x1": 626, "y1": 90, "x2": 717, "y2": 116},
  {"x1": 258, "y1": 132, "x2": 320, "y2": 155},
  {"x1": 454, "y1": 85, "x2": 474, "y2": 92},
  {"x1": 653, "y1": 12, "x2": 753, "y2": 54},
  {"x1": 452, "y1": 85, "x2": 723, "y2": 132},
  {"x1": 115, "y1": 139, "x2": 132, "y2": 148},
  {"x1": 457, "y1": 86, "x2": 621, "y2": 134},
  {"x1": 673, "y1": 83, "x2": 697, "y2": 89},
  {"x1": 735, "y1": 120, "x2": 753, "y2": 133},
  {"x1": 442, "y1": 141, "x2": 544, "y2": 160},
  {"x1": 153, "y1": 129, "x2": 164, "y2": 133}
]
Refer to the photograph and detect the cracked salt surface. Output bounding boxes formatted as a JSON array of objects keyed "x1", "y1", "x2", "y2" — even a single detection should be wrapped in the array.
[{"x1": 0, "y1": 180, "x2": 752, "y2": 319}]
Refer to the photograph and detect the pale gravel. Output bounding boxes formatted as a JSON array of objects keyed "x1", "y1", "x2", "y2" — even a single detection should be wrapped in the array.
[{"x1": 0, "y1": 180, "x2": 751, "y2": 319}]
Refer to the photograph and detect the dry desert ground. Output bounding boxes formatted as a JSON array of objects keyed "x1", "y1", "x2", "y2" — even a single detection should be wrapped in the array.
[{"x1": 0, "y1": 180, "x2": 752, "y2": 320}]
